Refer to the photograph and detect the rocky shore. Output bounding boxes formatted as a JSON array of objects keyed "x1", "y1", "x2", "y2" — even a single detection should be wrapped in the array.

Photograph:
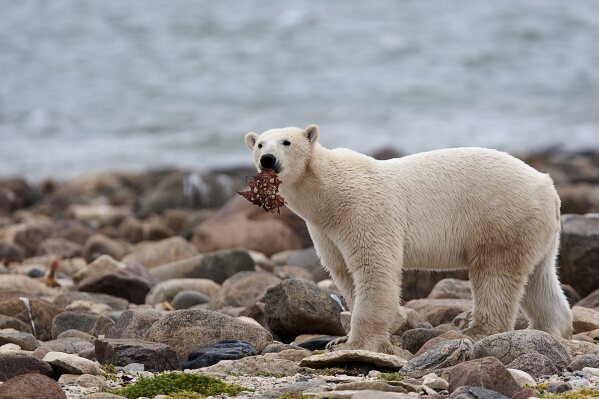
[{"x1": 0, "y1": 148, "x2": 598, "y2": 399}]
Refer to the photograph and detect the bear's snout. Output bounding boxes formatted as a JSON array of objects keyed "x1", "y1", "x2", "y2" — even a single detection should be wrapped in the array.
[{"x1": 260, "y1": 154, "x2": 277, "y2": 170}]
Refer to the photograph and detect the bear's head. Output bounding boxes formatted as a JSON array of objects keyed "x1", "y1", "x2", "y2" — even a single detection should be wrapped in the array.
[{"x1": 244, "y1": 124, "x2": 319, "y2": 183}]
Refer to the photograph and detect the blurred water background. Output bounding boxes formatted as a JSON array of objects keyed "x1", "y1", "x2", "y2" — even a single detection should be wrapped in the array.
[{"x1": 1, "y1": 0, "x2": 599, "y2": 180}]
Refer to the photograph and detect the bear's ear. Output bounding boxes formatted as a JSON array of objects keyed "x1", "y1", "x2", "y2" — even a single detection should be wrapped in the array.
[
  {"x1": 304, "y1": 124, "x2": 319, "y2": 144},
  {"x1": 244, "y1": 132, "x2": 258, "y2": 151}
]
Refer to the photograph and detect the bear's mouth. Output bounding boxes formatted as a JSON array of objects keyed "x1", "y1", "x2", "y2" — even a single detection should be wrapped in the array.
[{"x1": 260, "y1": 165, "x2": 282, "y2": 174}]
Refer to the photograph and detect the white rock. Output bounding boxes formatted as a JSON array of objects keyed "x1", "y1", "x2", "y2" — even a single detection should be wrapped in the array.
[
  {"x1": 508, "y1": 368, "x2": 536, "y2": 387},
  {"x1": 582, "y1": 367, "x2": 599, "y2": 376},
  {"x1": 0, "y1": 343, "x2": 21, "y2": 352},
  {"x1": 43, "y1": 351, "x2": 101, "y2": 375},
  {"x1": 237, "y1": 316, "x2": 262, "y2": 328},
  {"x1": 422, "y1": 373, "x2": 449, "y2": 390}
]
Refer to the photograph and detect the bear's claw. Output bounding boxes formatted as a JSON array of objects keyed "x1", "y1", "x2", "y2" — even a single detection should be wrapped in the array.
[{"x1": 325, "y1": 336, "x2": 349, "y2": 351}]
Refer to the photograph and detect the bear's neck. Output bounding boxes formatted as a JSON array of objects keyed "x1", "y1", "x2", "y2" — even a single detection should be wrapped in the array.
[{"x1": 280, "y1": 144, "x2": 339, "y2": 225}]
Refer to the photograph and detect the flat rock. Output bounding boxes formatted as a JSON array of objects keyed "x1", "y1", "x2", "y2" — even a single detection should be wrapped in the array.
[
  {"x1": 449, "y1": 357, "x2": 521, "y2": 397},
  {"x1": 81, "y1": 394, "x2": 127, "y2": 399},
  {"x1": 43, "y1": 351, "x2": 101, "y2": 375},
  {"x1": 73, "y1": 254, "x2": 126, "y2": 283},
  {"x1": 41, "y1": 337, "x2": 95, "y2": 354},
  {"x1": 105, "y1": 309, "x2": 165, "y2": 339},
  {"x1": 51, "y1": 311, "x2": 115, "y2": 339},
  {"x1": 122, "y1": 237, "x2": 198, "y2": 269},
  {"x1": 0, "y1": 373, "x2": 67, "y2": 399},
  {"x1": 144, "y1": 309, "x2": 272, "y2": 360},
  {"x1": 506, "y1": 352, "x2": 559, "y2": 379},
  {"x1": 264, "y1": 278, "x2": 346, "y2": 342},
  {"x1": 401, "y1": 338, "x2": 474, "y2": 377},
  {"x1": 572, "y1": 306, "x2": 599, "y2": 333},
  {"x1": 214, "y1": 271, "x2": 281, "y2": 308},
  {"x1": 449, "y1": 386, "x2": 509, "y2": 399},
  {"x1": 473, "y1": 330, "x2": 571, "y2": 369},
  {"x1": 202, "y1": 354, "x2": 307, "y2": 376},
  {"x1": 351, "y1": 392, "x2": 416, "y2": 399},
  {"x1": 144, "y1": 278, "x2": 220, "y2": 305},
  {"x1": 0, "y1": 353, "x2": 53, "y2": 381},
  {"x1": 95, "y1": 338, "x2": 179, "y2": 372},
  {"x1": 299, "y1": 350, "x2": 407, "y2": 369},
  {"x1": 0, "y1": 331, "x2": 39, "y2": 351},
  {"x1": 181, "y1": 339, "x2": 257, "y2": 369}
]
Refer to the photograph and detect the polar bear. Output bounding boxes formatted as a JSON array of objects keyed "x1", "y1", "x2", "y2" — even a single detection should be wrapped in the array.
[{"x1": 244, "y1": 125, "x2": 573, "y2": 354}]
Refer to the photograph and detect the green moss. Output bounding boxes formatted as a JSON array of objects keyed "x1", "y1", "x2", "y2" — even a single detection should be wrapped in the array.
[
  {"x1": 308, "y1": 367, "x2": 347, "y2": 376},
  {"x1": 255, "y1": 371, "x2": 286, "y2": 378},
  {"x1": 167, "y1": 391, "x2": 206, "y2": 399},
  {"x1": 100, "y1": 364, "x2": 118, "y2": 381},
  {"x1": 539, "y1": 389, "x2": 599, "y2": 399},
  {"x1": 110, "y1": 372, "x2": 246, "y2": 399},
  {"x1": 278, "y1": 394, "x2": 312, "y2": 399},
  {"x1": 380, "y1": 372, "x2": 404, "y2": 382}
]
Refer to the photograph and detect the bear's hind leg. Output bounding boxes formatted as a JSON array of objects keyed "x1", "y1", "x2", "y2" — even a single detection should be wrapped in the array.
[
  {"x1": 520, "y1": 235, "x2": 572, "y2": 338},
  {"x1": 465, "y1": 251, "x2": 529, "y2": 337}
]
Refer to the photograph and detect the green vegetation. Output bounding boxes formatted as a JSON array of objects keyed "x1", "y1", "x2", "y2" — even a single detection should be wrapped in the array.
[
  {"x1": 255, "y1": 371, "x2": 286, "y2": 378},
  {"x1": 379, "y1": 372, "x2": 404, "y2": 382},
  {"x1": 538, "y1": 388, "x2": 599, "y2": 399},
  {"x1": 110, "y1": 372, "x2": 246, "y2": 399},
  {"x1": 167, "y1": 391, "x2": 206, "y2": 399},
  {"x1": 277, "y1": 394, "x2": 312, "y2": 399},
  {"x1": 100, "y1": 364, "x2": 118, "y2": 381}
]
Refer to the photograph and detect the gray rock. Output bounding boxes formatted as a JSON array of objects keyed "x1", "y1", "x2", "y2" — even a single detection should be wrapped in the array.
[
  {"x1": 0, "y1": 331, "x2": 39, "y2": 351},
  {"x1": 547, "y1": 382, "x2": 572, "y2": 394},
  {"x1": 568, "y1": 354, "x2": 599, "y2": 371},
  {"x1": 572, "y1": 306, "x2": 599, "y2": 333},
  {"x1": 95, "y1": 338, "x2": 179, "y2": 372},
  {"x1": 41, "y1": 337, "x2": 95, "y2": 354},
  {"x1": 43, "y1": 351, "x2": 101, "y2": 375},
  {"x1": 202, "y1": 353, "x2": 307, "y2": 376},
  {"x1": 105, "y1": 309, "x2": 165, "y2": 339},
  {"x1": 283, "y1": 247, "x2": 329, "y2": 282},
  {"x1": 401, "y1": 328, "x2": 445, "y2": 354},
  {"x1": 299, "y1": 349, "x2": 407, "y2": 369},
  {"x1": 0, "y1": 353, "x2": 53, "y2": 381},
  {"x1": 122, "y1": 237, "x2": 198, "y2": 269},
  {"x1": 401, "y1": 338, "x2": 474, "y2": 377},
  {"x1": 0, "y1": 315, "x2": 32, "y2": 334},
  {"x1": 473, "y1": 330, "x2": 571, "y2": 369},
  {"x1": 171, "y1": 290, "x2": 211, "y2": 310},
  {"x1": 144, "y1": 278, "x2": 220, "y2": 305},
  {"x1": 150, "y1": 249, "x2": 255, "y2": 283},
  {"x1": 261, "y1": 343, "x2": 304, "y2": 354},
  {"x1": 264, "y1": 278, "x2": 346, "y2": 342},
  {"x1": 449, "y1": 386, "x2": 509, "y2": 399},
  {"x1": 427, "y1": 278, "x2": 472, "y2": 300},
  {"x1": 144, "y1": 309, "x2": 272, "y2": 360},
  {"x1": 83, "y1": 234, "x2": 129, "y2": 262},
  {"x1": 53, "y1": 292, "x2": 129, "y2": 311},
  {"x1": 449, "y1": 357, "x2": 521, "y2": 397},
  {"x1": 77, "y1": 263, "x2": 155, "y2": 304},
  {"x1": 507, "y1": 352, "x2": 559, "y2": 379},
  {"x1": 57, "y1": 329, "x2": 97, "y2": 342},
  {"x1": 576, "y1": 288, "x2": 599, "y2": 308},
  {"x1": 404, "y1": 298, "x2": 472, "y2": 326},
  {"x1": 82, "y1": 394, "x2": 126, "y2": 399},
  {"x1": 51, "y1": 311, "x2": 115, "y2": 339},
  {"x1": 214, "y1": 271, "x2": 281, "y2": 308},
  {"x1": 0, "y1": 240, "x2": 26, "y2": 261},
  {"x1": 36, "y1": 238, "x2": 82, "y2": 258}
]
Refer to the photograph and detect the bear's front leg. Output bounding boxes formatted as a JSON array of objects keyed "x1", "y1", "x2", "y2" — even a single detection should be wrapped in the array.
[{"x1": 340, "y1": 246, "x2": 402, "y2": 355}]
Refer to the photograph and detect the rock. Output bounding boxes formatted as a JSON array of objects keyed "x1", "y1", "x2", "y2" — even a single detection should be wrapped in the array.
[
  {"x1": 449, "y1": 357, "x2": 521, "y2": 397},
  {"x1": 428, "y1": 279, "x2": 472, "y2": 300},
  {"x1": 145, "y1": 278, "x2": 220, "y2": 305},
  {"x1": 334, "y1": 381, "x2": 407, "y2": 393},
  {"x1": 264, "y1": 278, "x2": 346, "y2": 342},
  {"x1": 296, "y1": 336, "x2": 340, "y2": 351},
  {"x1": 577, "y1": 288, "x2": 599, "y2": 308},
  {"x1": 122, "y1": 237, "x2": 198, "y2": 269},
  {"x1": 547, "y1": 382, "x2": 572, "y2": 394},
  {"x1": 65, "y1": 300, "x2": 112, "y2": 313},
  {"x1": 150, "y1": 249, "x2": 256, "y2": 284},
  {"x1": 0, "y1": 295, "x2": 63, "y2": 340},
  {"x1": 559, "y1": 214, "x2": 599, "y2": 297},
  {"x1": 0, "y1": 343, "x2": 21, "y2": 351},
  {"x1": 0, "y1": 331, "x2": 39, "y2": 351},
  {"x1": 415, "y1": 331, "x2": 471, "y2": 356},
  {"x1": 75, "y1": 374, "x2": 109, "y2": 389},
  {"x1": 473, "y1": 330, "x2": 571, "y2": 369},
  {"x1": 73, "y1": 255, "x2": 126, "y2": 283},
  {"x1": 572, "y1": 306, "x2": 599, "y2": 333},
  {"x1": 105, "y1": 309, "x2": 165, "y2": 339},
  {"x1": 36, "y1": 238, "x2": 82, "y2": 258},
  {"x1": 144, "y1": 309, "x2": 272, "y2": 360},
  {"x1": 274, "y1": 265, "x2": 315, "y2": 281},
  {"x1": 512, "y1": 388, "x2": 539, "y2": 399},
  {"x1": 401, "y1": 328, "x2": 445, "y2": 354},
  {"x1": 181, "y1": 339, "x2": 257, "y2": 369},
  {"x1": 300, "y1": 350, "x2": 407, "y2": 369},
  {"x1": 507, "y1": 352, "x2": 559, "y2": 379},
  {"x1": 77, "y1": 263, "x2": 155, "y2": 304},
  {"x1": 0, "y1": 353, "x2": 53, "y2": 381},
  {"x1": 0, "y1": 315, "x2": 32, "y2": 334},
  {"x1": 95, "y1": 338, "x2": 179, "y2": 372},
  {"x1": 12, "y1": 223, "x2": 52, "y2": 254},
  {"x1": 0, "y1": 275, "x2": 56, "y2": 297},
  {"x1": 568, "y1": 354, "x2": 599, "y2": 371},
  {"x1": 82, "y1": 234, "x2": 129, "y2": 262},
  {"x1": 422, "y1": 372, "x2": 449, "y2": 390},
  {"x1": 404, "y1": 299, "x2": 472, "y2": 326},
  {"x1": 117, "y1": 216, "x2": 144, "y2": 243},
  {"x1": 51, "y1": 311, "x2": 115, "y2": 339},
  {"x1": 277, "y1": 247, "x2": 329, "y2": 282},
  {"x1": 401, "y1": 339, "x2": 474, "y2": 377},
  {"x1": 41, "y1": 337, "x2": 95, "y2": 354},
  {"x1": 53, "y1": 292, "x2": 129, "y2": 311},
  {"x1": 561, "y1": 284, "x2": 582, "y2": 307},
  {"x1": 507, "y1": 369, "x2": 536, "y2": 387},
  {"x1": 0, "y1": 240, "x2": 26, "y2": 261},
  {"x1": 67, "y1": 203, "x2": 130, "y2": 227},
  {"x1": 0, "y1": 373, "x2": 67, "y2": 399},
  {"x1": 170, "y1": 290, "x2": 211, "y2": 310},
  {"x1": 214, "y1": 271, "x2": 281, "y2": 308},
  {"x1": 351, "y1": 392, "x2": 415, "y2": 399},
  {"x1": 561, "y1": 339, "x2": 599, "y2": 357},
  {"x1": 82, "y1": 394, "x2": 127, "y2": 399},
  {"x1": 202, "y1": 353, "x2": 306, "y2": 376},
  {"x1": 582, "y1": 366, "x2": 599, "y2": 376},
  {"x1": 43, "y1": 351, "x2": 101, "y2": 375},
  {"x1": 192, "y1": 205, "x2": 303, "y2": 257},
  {"x1": 449, "y1": 386, "x2": 509, "y2": 399}
]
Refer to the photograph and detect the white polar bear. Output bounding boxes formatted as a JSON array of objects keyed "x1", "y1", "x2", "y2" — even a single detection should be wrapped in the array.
[{"x1": 244, "y1": 125, "x2": 573, "y2": 354}]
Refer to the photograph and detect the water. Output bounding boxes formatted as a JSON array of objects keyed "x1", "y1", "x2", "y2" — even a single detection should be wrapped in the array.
[{"x1": 1, "y1": 1, "x2": 599, "y2": 180}]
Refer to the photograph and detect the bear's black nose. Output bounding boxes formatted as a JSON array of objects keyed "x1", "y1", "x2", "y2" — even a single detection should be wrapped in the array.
[{"x1": 260, "y1": 154, "x2": 276, "y2": 169}]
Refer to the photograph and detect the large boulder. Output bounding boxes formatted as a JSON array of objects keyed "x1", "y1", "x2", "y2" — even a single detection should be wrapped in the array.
[
  {"x1": 145, "y1": 278, "x2": 220, "y2": 305},
  {"x1": 122, "y1": 237, "x2": 198, "y2": 269},
  {"x1": 95, "y1": 338, "x2": 179, "y2": 372},
  {"x1": 448, "y1": 357, "x2": 521, "y2": 398},
  {"x1": 51, "y1": 311, "x2": 115, "y2": 339},
  {"x1": 105, "y1": 309, "x2": 165, "y2": 339},
  {"x1": 576, "y1": 288, "x2": 599, "y2": 309},
  {"x1": 0, "y1": 373, "x2": 66, "y2": 399},
  {"x1": 0, "y1": 295, "x2": 63, "y2": 341},
  {"x1": 144, "y1": 309, "x2": 273, "y2": 360},
  {"x1": 559, "y1": 214, "x2": 599, "y2": 297},
  {"x1": 0, "y1": 353, "x2": 53, "y2": 381},
  {"x1": 264, "y1": 278, "x2": 346, "y2": 342},
  {"x1": 150, "y1": 249, "x2": 255, "y2": 283},
  {"x1": 473, "y1": 330, "x2": 571, "y2": 369},
  {"x1": 214, "y1": 271, "x2": 281, "y2": 308}
]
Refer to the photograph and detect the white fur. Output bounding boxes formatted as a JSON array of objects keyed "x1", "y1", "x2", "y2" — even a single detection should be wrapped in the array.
[{"x1": 245, "y1": 125, "x2": 573, "y2": 354}]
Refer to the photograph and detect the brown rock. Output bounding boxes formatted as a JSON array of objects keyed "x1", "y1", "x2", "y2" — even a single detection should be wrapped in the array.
[
  {"x1": 0, "y1": 354, "x2": 53, "y2": 382},
  {"x1": 416, "y1": 331, "x2": 471, "y2": 356},
  {"x1": 572, "y1": 306, "x2": 599, "y2": 333},
  {"x1": 214, "y1": 271, "x2": 281, "y2": 308},
  {"x1": 82, "y1": 234, "x2": 129, "y2": 262},
  {"x1": 0, "y1": 240, "x2": 26, "y2": 261},
  {"x1": 427, "y1": 279, "x2": 472, "y2": 300},
  {"x1": 117, "y1": 216, "x2": 144, "y2": 243},
  {"x1": 105, "y1": 309, "x2": 165, "y2": 339},
  {"x1": 0, "y1": 315, "x2": 32, "y2": 334},
  {"x1": 402, "y1": 270, "x2": 469, "y2": 302},
  {"x1": 401, "y1": 328, "x2": 445, "y2": 354},
  {"x1": 576, "y1": 288, "x2": 599, "y2": 308},
  {"x1": 0, "y1": 296, "x2": 63, "y2": 341},
  {"x1": 448, "y1": 357, "x2": 521, "y2": 397},
  {"x1": 122, "y1": 237, "x2": 198, "y2": 268},
  {"x1": 77, "y1": 264, "x2": 154, "y2": 304},
  {"x1": 404, "y1": 299, "x2": 472, "y2": 326},
  {"x1": 36, "y1": 238, "x2": 82, "y2": 258},
  {"x1": 51, "y1": 311, "x2": 115, "y2": 339},
  {"x1": 0, "y1": 373, "x2": 66, "y2": 399},
  {"x1": 512, "y1": 388, "x2": 539, "y2": 399},
  {"x1": 506, "y1": 352, "x2": 559, "y2": 379}
]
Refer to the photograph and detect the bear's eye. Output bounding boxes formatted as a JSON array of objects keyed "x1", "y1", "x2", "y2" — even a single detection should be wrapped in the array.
[
  {"x1": 257, "y1": 143, "x2": 262, "y2": 149},
  {"x1": 282, "y1": 140, "x2": 291, "y2": 146}
]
